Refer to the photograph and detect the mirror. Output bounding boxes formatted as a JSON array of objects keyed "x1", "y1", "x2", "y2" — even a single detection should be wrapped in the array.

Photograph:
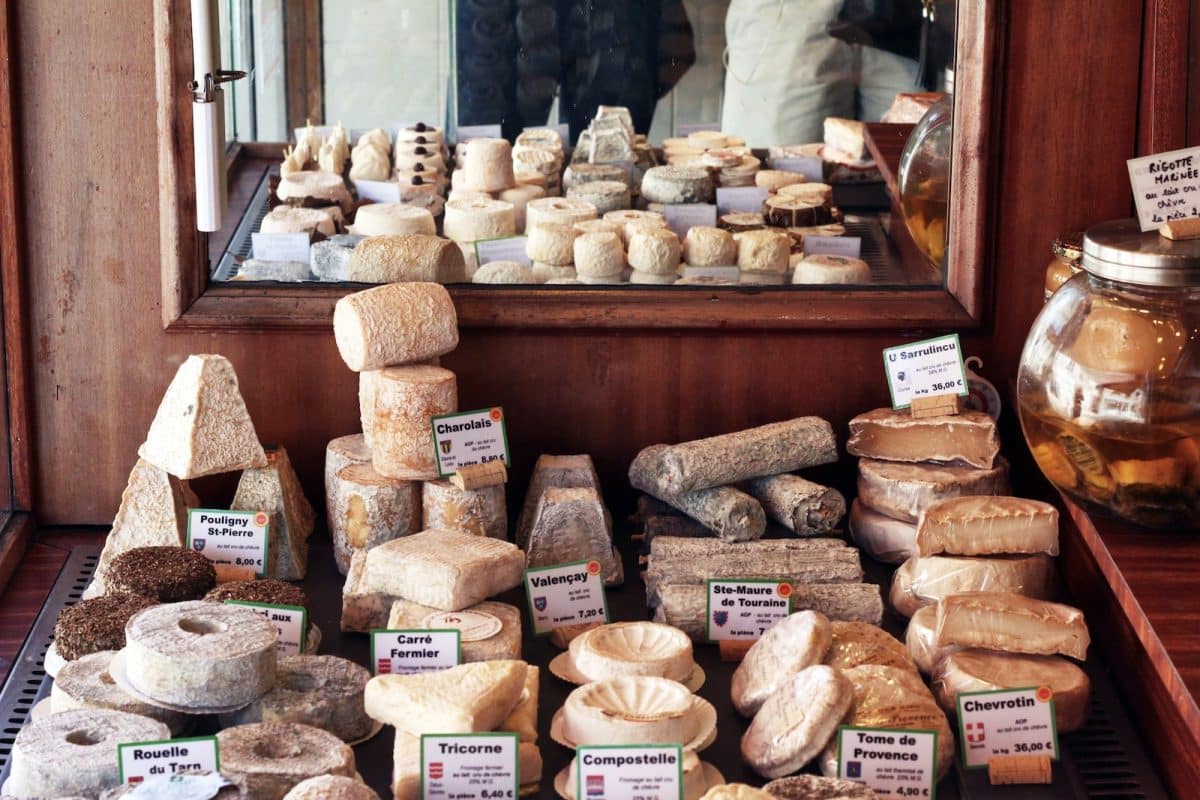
[{"x1": 206, "y1": 0, "x2": 957, "y2": 290}]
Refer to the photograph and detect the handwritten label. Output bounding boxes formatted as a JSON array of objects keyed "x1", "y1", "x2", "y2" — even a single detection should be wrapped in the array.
[
  {"x1": 837, "y1": 727, "x2": 938, "y2": 798},
  {"x1": 118, "y1": 736, "x2": 220, "y2": 785},
  {"x1": 957, "y1": 687, "x2": 1059, "y2": 768},
  {"x1": 431, "y1": 407, "x2": 510, "y2": 477},
  {"x1": 882, "y1": 334, "x2": 969, "y2": 410},
  {"x1": 457, "y1": 124, "x2": 503, "y2": 142},
  {"x1": 524, "y1": 560, "x2": 608, "y2": 635},
  {"x1": 354, "y1": 179, "x2": 402, "y2": 203},
  {"x1": 251, "y1": 232, "x2": 310, "y2": 264},
  {"x1": 575, "y1": 745, "x2": 684, "y2": 800},
  {"x1": 771, "y1": 156, "x2": 825, "y2": 181},
  {"x1": 186, "y1": 510, "x2": 270, "y2": 577},
  {"x1": 421, "y1": 733, "x2": 519, "y2": 800},
  {"x1": 1127, "y1": 146, "x2": 1200, "y2": 231},
  {"x1": 371, "y1": 629, "x2": 461, "y2": 675},
  {"x1": 716, "y1": 186, "x2": 770, "y2": 216},
  {"x1": 223, "y1": 601, "x2": 306, "y2": 656},
  {"x1": 664, "y1": 204, "x2": 717, "y2": 239},
  {"x1": 474, "y1": 236, "x2": 532, "y2": 268},
  {"x1": 803, "y1": 236, "x2": 863, "y2": 258},
  {"x1": 706, "y1": 580, "x2": 792, "y2": 641},
  {"x1": 682, "y1": 266, "x2": 739, "y2": 281}
]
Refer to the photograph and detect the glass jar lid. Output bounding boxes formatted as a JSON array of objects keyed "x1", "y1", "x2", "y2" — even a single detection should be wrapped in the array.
[
  {"x1": 1051, "y1": 232, "x2": 1083, "y2": 263},
  {"x1": 1082, "y1": 218, "x2": 1200, "y2": 286}
]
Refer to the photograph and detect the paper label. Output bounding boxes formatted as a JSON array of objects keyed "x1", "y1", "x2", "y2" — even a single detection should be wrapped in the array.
[
  {"x1": 957, "y1": 686, "x2": 1059, "y2": 768},
  {"x1": 474, "y1": 236, "x2": 532, "y2": 268},
  {"x1": 113, "y1": 773, "x2": 231, "y2": 799},
  {"x1": 681, "y1": 265, "x2": 739, "y2": 281},
  {"x1": 118, "y1": 736, "x2": 220, "y2": 785},
  {"x1": 882, "y1": 334, "x2": 969, "y2": 409},
  {"x1": 706, "y1": 579, "x2": 793, "y2": 641},
  {"x1": 223, "y1": 601, "x2": 306, "y2": 656},
  {"x1": 251, "y1": 232, "x2": 310, "y2": 264},
  {"x1": 716, "y1": 186, "x2": 769, "y2": 216},
  {"x1": 524, "y1": 560, "x2": 609, "y2": 635},
  {"x1": 431, "y1": 407, "x2": 511, "y2": 477},
  {"x1": 371, "y1": 629, "x2": 461, "y2": 675},
  {"x1": 1126, "y1": 146, "x2": 1200, "y2": 231},
  {"x1": 421, "y1": 610, "x2": 503, "y2": 643},
  {"x1": 771, "y1": 156, "x2": 824, "y2": 180},
  {"x1": 676, "y1": 121, "x2": 721, "y2": 137},
  {"x1": 420, "y1": 733, "x2": 519, "y2": 800},
  {"x1": 186, "y1": 510, "x2": 270, "y2": 577},
  {"x1": 803, "y1": 236, "x2": 863, "y2": 258},
  {"x1": 664, "y1": 204, "x2": 717, "y2": 239},
  {"x1": 458, "y1": 124, "x2": 503, "y2": 142},
  {"x1": 575, "y1": 745, "x2": 685, "y2": 800},
  {"x1": 354, "y1": 179, "x2": 402, "y2": 203},
  {"x1": 836, "y1": 727, "x2": 938, "y2": 798}
]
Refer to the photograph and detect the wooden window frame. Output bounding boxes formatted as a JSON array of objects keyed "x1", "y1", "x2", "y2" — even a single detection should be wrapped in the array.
[{"x1": 154, "y1": 0, "x2": 1002, "y2": 332}]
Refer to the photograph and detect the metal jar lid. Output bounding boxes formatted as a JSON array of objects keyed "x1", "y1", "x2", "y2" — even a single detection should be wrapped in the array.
[{"x1": 1082, "y1": 218, "x2": 1200, "y2": 286}]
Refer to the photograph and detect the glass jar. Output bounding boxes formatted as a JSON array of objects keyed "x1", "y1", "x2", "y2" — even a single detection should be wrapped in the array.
[
  {"x1": 1018, "y1": 218, "x2": 1200, "y2": 529},
  {"x1": 1043, "y1": 232, "x2": 1083, "y2": 301},
  {"x1": 897, "y1": 95, "x2": 952, "y2": 268}
]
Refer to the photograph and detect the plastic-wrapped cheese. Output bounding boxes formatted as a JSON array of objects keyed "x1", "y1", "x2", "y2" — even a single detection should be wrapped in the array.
[
  {"x1": 916, "y1": 496, "x2": 1060, "y2": 557},
  {"x1": 935, "y1": 592, "x2": 1090, "y2": 660},
  {"x1": 848, "y1": 499, "x2": 916, "y2": 564},
  {"x1": 905, "y1": 604, "x2": 955, "y2": 675},
  {"x1": 889, "y1": 553, "x2": 1056, "y2": 618},
  {"x1": 857, "y1": 458, "x2": 1011, "y2": 523}
]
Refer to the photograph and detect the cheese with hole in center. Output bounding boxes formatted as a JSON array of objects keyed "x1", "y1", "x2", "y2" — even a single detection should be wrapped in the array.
[
  {"x1": 231, "y1": 445, "x2": 315, "y2": 580},
  {"x1": 333, "y1": 282, "x2": 459, "y2": 372},
  {"x1": 935, "y1": 592, "x2": 1090, "y2": 660},
  {"x1": 329, "y1": 462, "x2": 420, "y2": 575},
  {"x1": 847, "y1": 408, "x2": 1001, "y2": 469},
  {"x1": 422, "y1": 478, "x2": 507, "y2": 539},
  {"x1": 916, "y1": 496, "x2": 1060, "y2": 557},
  {"x1": 218, "y1": 722, "x2": 356, "y2": 799},
  {"x1": 858, "y1": 458, "x2": 1011, "y2": 523},
  {"x1": 387, "y1": 599, "x2": 522, "y2": 663},
  {"x1": 367, "y1": 365, "x2": 457, "y2": 480},
  {"x1": 364, "y1": 660, "x2": 528, "y2": 734},
  {"x1": 889, "y1": 553, "x2": 1056, "y2": 618}
]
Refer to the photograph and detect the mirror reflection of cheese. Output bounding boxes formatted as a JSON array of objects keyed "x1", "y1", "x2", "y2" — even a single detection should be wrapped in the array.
[{"x1": 1067, "y1": 303, "x2": 1186, "y2": 375}]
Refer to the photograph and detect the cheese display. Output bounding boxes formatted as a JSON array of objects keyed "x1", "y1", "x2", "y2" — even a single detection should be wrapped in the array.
[
  {"x1": 332, "y1": 282, "x2": 459, "y2": 372},
  {"x1": 847, "y1": 408, "x2": 1001, "y2": 469},
  {"x1": 554, "y1": 621, "x2": 701, "y2": 687},
  {"x1": 328, "y1": 462, "x2": 421, "y2": 574},
  {"x1": 740, "y1": 665, "x2": 854, "y2": 779},
  {"x1": 283, "y1": 776, "x2": 380, "y2": 800},
  {"x1": 49, "y1": 650, "x2": 190, "y2": 735},
  {"x1": 231, "y1": 445, "x2": 315, "y2": 580},
  {"x1": 557, "y1": 676, "x2": 716, "y2": 748},
  {"x1": 221, "y1": 655, "x2": 373, "y2": 742},
  {"x1": 362, "y1": 528, "x2": 525, "y2": 611},
  {"x1": 743, "y1": 473, "x2": 846, "y2": 535},
  {"x1": 386, "y1": 599, "x2": 523, "y2": 662},
  {"x1": 888, "y1": 553, "x2": 1057, "y2": 617},
  {"x1": 848, "y1": 499, "x2": 918, "y2": 564},
  {"x1": 915, "y1": 496, "x2": 1060, "y2": 557},
  {"x1": 731, "y1": 611, "x2": 833, "y2": 717},
  {"x1": 365, "y1": 365, "x2": 457, "y2": 479},
  {"x1": 364, "y1": 659, "x2": 528, "y2": 733},
  {"x1": 218, "y1": 722, "x2": 356, "y2": 799},
  {"x1": 935, "y1": 592, "x2": 1091, "y2": 660},
  {"x1": 346, "y1": 233, "x2": 467, "y2": 283},
  {"x1": 856, "y1": 458, "x2": 1010, "y2": 523},
  {"x1": 421, "y1": 478, "x2": 506, "y2": 539},
  {"x1": 525, "y1": 486, "x2": 623, "y2": 586},
  {"x1": 762, "y1": 775, "x2": 878, "y2": 799},
  {"x1": 823, "y1": 621, "x2": 917, "y2": 673}
]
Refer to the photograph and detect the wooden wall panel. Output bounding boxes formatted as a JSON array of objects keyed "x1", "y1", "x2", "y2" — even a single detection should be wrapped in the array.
[{"x1": 13, "y1": 0, "x2": 1145, "y2": 524}]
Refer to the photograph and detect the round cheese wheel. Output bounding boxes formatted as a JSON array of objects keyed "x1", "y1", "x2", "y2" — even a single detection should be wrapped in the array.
[
  {"x1": 573, "y1": 231, "x2": 626, "y2": 278},
  {"x1": 736, "y1": 229, "x2": 791, "y2": 274},
  {"x1": 526, "y1": 222, "x2": 579, "y2": 266},
  {"x1": 496, "y1": 184, "x2": 547, "y2": 233},
  {"x1": 473, "y1": 260, "x2": 535, "y2": 284},
  {"x1": 778, "y1": 181, "x2": 834, "y2": 204},
  {"x1": 218, "y1": 722, "x2": 356, "y2": 798},
  {"x1": 793, "y1": 254, "x2": 872, "y2": 285},
  {"x1": 627, "y1": 227, "x2": 681, "y2": 275},
  {"x1": 261, "y1": 205, "x2": 338, "y2": 236},
  {"x1": 683, "y1": 226, "x2": 737, "y2": 267},
  {"x1": 526, "y1": 197, "x2": 598, "y2": 229},
  {"x1": 50, "y1": 650, "x2": 190, "y2": 735},
  {"x1": 442, "y1": 197, "x2": 516, "y2": 242},
  {"x1": 640, "y1": 166, "x2": 715, "y2": 205},
  {"x1": 277, "y1": 170, "x2": 353, "y2": 211},
  {"x1": 352, "y1": 203, "x2": 436, "y2": 236},
  {"x1": 755, "y1": 169, "x2": 806, "y2": 191},
  {"x1": 849, "y1": 499, "x2": 917, "y2": 564},
  {"x1": 460, "y1": 137, "x2": 516, "y2": 192},
  {"x1": 567, "y1": 180, "x2": 631, "y2": 215},
  {"x1": 368, "y1": 365, "x2": 457, "y2": 480}
]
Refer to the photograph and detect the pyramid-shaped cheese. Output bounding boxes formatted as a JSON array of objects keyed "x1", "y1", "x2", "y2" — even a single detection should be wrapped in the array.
[
  {"x1": 526, "y1": 487, "x2": 623, "y2": 586},
  {"x1": 231, "y1": 445, "x2": 315, "y2": 580},
  {"x1": 89, "y1": 458, "x2": 198, "y2": 596},
  {"x1": 364, "y1": 659, "x2": 527, "y2": 734},
  {"x1": 138, "y1": 354, "x2": 267, "y2": 479},
  {"x1": 515, "y1": 454, "x2": 602, "y2": 549}
]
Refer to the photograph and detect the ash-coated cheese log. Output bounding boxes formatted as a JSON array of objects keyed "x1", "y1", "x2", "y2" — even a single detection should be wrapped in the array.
[
  {"x1": 743, "y1": 473, "x2": 846, "y2": 535},
  {"x1": 634, "y1": 417, "x2": 838, "y2": 495},
  {"x1": 762, "y1": 776, "x2": 876, "y2": 800},
  {"x1": 848, "y1": 499, "x2": 917, "y2": 564},
  {"x1": 916, "y1": 496, "x2": 1060, "y2": 557},
  {"x1": 643, "y1": 514, "x2": 715, "y2": 541},
  {"x1": 367, "y1": 365, "x2": 457, "y2": 480},
  {"x1": 218, "y1": 722, "x2": 356, "y2": 799},
  {"x1": 221, "y1": 655, "x2": 373, "y2": 742},
  {"x1": 654, "y1": 582, "x2": 883, "y2": 638},
  {"x1": 858, "y1": 457, "x2": 1011, "y2": 523},
  {"x1": 333, "y1": 282, "x2": 458, "y2": 372},
  {"x1": 50, "y1": 650, "x2": 190, "y2": 735},
  {"x1": 341, "y1": 550, "x2": 400, "y2": 632},
  {"x1": 422, "y1": 478, "x2": 506, "y2": 539},
  {"x1": 231, "y1": 445, "x2": 315, "y2": 580},
  {"x1": 8, "y1": 709, "x2": 170, "y2": 798},
  {"x1": 889, "y1": 553, "x2": 1056, "y2": 618},
  {"x1": 935, "y1": 591, "x2": 1091, "y2": 660},
  {"x1": 630, "y1": 446, "x2": 766, "y2": 543},
  {"x1": 347, "y1": 234, "x2": 467, "y2": 284},
  {"x1": 329, "y1": 463, "x2": 421, "y2": 574},
  {"x1": 847, "y1": 407, "x2": 1001, "y2": 469},
  {"x1": 525, "y1": 487, "x2": 623, "y2": 586}
]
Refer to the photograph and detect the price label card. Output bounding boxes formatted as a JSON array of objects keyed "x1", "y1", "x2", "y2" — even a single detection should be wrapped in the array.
[
  {"x1": 458, "y1": 124, "x2": 503, "y2": 142},
  {"x1": 575, "y1": 745, "x2": 685, "y2": 800},
  {"x1": 1127, "y1": 146, "x2": 1200, "y2": 231},
  {"x1": 186, "y1": 510, "x2": 270, "y2": 577},
  {"x1": 371, "y1": 629, "x2": 461, "y2": 675},
  {"x1": 882, "y1": 334, "x2": 969, "y2": 409},
  {"x1": 957, "y1": 686, "x2": 1059, "y2": 768},
  {"x1": 421, "y1": 733, "x2": 519, "y2": 800},
  {"x1": 716, "y1": 186, "x2": 770, "y2": 216},
  {"x1": 706, "y1": 580, "x2": 793, "y2": 641},
  {"x1": 354, "y1": 179, "x2": 402, "y2": 203},
  {"x1": 474, "y1": 236, "x2": 532, "y2": 268},
  {"x1": 803, "y1": 236, "x2": 863, "y2": 258},
  {"x1": 681, "y1": 265, "x2": 740, "y2": 282},
  {"x1": 431, "y1": 407, "x2": 510, "y2": 477},
  {"x1": 525, "y1": 560, "x2": 609, "y2": 635},
  {"x1": 223, "y1": 601, "x2": 306, "y2": 656},
  {"x1": 251, "y1": 232, "x2": 311, "y2": 264},
  {"x1": 771, "y1": 155, "x2": 825, "y2": 181},
  {"x1": 118, "y1": 736, "x2": 220, "y2": 785},
  {"x1": 664, "y1": 204, "x2": 717, "y2": 239},
  {"x1": 837, "y1": 727, "x2": 938, "y2": 798}
]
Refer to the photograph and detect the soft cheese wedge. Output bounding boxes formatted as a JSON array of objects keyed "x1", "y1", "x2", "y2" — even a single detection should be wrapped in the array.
[
  {"x1": 935, "y1": 592, "x2": 1090, "y2": 660},
  {"x1": 916, "y1": 496, "x2": 1059, "y2": 557},
  {"x1": 364, "y1": 659, "x2": 528, "y2": 734},
  {"x1": 847, "y1": 408, "x2": 1000, "y2": 469},
  {"x1": 732, "y1": 611, "x2": 832, "y2": 717}
]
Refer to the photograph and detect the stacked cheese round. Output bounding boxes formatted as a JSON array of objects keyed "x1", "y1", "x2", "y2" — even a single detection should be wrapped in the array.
[
  {"x1": 573, "y1": 231, "x2": 625, "y2": 279},
  {"x1": 261, "y1": 205, "x2": 339, "y2": 237},
  {"x1": 277, "y1": 170, "x2": 353, "y2": 213},
  {"x1": 352, "y1": 203, "x2": 436, "y2": 237},
  {"x1": 222, "y1": 655, "x2": 374, "y2": 742},
  {"x1": 640, "y1": 166, "x2": 715, "y2": 205},
  {"x1": 461, "y1": 138, "x2": 516, "y2": 192},
  {"x1": 604, "y1": 209, "x2": 668, "y2": 245},
  {"x1": 497, "y1": 184, "x2": 546, "y2": 232},
  {"x1": 50, "y1": 650, "x2": 190, "y2": 735},
  {"x1": 443, "y1": 197, "x2": 516, "y2": 242},
  {"x1": 367, "y1": 365, "x2": 457, "y2": 480}
]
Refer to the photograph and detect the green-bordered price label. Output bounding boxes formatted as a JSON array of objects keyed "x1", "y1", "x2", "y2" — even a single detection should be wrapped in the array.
[
  {"x1": 431, "y1": 407, "x2": 510, "y2": 478},
  {"x1": 117, "y1": 736, "x2": 220, "y2": 785},
  {"x1": 575, "y1": 745, "x2": 685, "y2": 800},
  {"x1": 957, "y1": 686, "x2": 1059, "y2": 768},
  {"x1": 421, "y1": 732, "x2": 518, "y2": 800},
  {"x1": 837, "y1": 726, "x2": 938, "y2": 798},
  {"x1": 223, "y1": 601, "x2": 306, "y2": 656},
  {"x1": 186, "y1": 509, "x2": 269, "y2": 577},
  {"x1": 882, "y1": 334, "x2": 969, "y2": 410},
  {"x1": 706, "y1": 579, "x2": 793, "y2": 641},
  {"x1": 524, "y1": 560, "x2": 609, "y2": 636},
  {"x1": 371, "y1": 629, "x2": 461, "y2": 675}
]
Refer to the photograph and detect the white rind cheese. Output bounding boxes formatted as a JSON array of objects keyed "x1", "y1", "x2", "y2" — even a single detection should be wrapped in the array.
[
  {"x1": 889, "y1": 553, "x2": 1057, "y2": 618},
  {"x1": 367, "y1": 365, "x2": 457, "y2": 480},
  {"x1": 905, "y1": 604, "x2": 955, "y2": 675},
  {"x1": 857, "y1": 458, "x2": 1011, "y2": 523},
  {"x1": 422, "y1": 479, "x2": 507, "y2": 539},
  {"x1": 935, "y1": 592, "x2": 1090, "y2": 660},
  {"x1": 740, "y1": 665, "x2": 853, "y2": 779},
  {"x1": 329, "y1": 462, "x2": 421, "y2": 575},
  {"x1": 341, "y1": 550, "x2": 400, "y2": 632},
  {"x1": 364, "y1": 660, "x2": 528, "y2": 734},
  {"x1": 332, "y1": 282, "x2": 459, "y2": 373},
  {"x1": 231, "y1": 445, "x2": 315, "y2": 580},
  {"x1": 731, "y1": 611, "x2": 833, "y2": 717},
  {"x1": 916, "y1": 496, "x2": 1060, "y2": 557}
]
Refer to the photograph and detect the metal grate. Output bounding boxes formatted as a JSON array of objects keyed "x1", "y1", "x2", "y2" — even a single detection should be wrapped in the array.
[{"x1": 211, "y1": 170, "x2": 275, "y2": 282}]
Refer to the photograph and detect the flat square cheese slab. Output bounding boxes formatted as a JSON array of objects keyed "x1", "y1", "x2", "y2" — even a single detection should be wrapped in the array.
[{"x1": 916, "y1": 496, "x2": 1059, "y2": 557}]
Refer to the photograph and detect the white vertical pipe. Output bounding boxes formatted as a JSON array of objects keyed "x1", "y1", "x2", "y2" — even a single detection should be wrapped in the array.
[{"x1": 192, "y1": 0, "x2": 223, "y2": 232}]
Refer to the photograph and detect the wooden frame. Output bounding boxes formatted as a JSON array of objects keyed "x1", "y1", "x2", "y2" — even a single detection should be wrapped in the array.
[
  {"x1": 155, "y1": 0, "x2": 1002, "y2": 332},
  {"x1": 1138, "y1": 0, "x2": 1190, "y2": 153},
  {"x1": 283, "y1": 0, "x2": 323, "y2": 131}
]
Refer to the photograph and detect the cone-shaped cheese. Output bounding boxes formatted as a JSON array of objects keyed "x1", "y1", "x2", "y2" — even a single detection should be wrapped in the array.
[
  {"x1": 364, "y1": 659, "x2": 528, "y2": 734},
  {"x1": 137, "y1": 354, "x2": 267, "y2": 479},
  {"x1": 231, "y1": 445, "x2": 315, "y2": 580}
]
